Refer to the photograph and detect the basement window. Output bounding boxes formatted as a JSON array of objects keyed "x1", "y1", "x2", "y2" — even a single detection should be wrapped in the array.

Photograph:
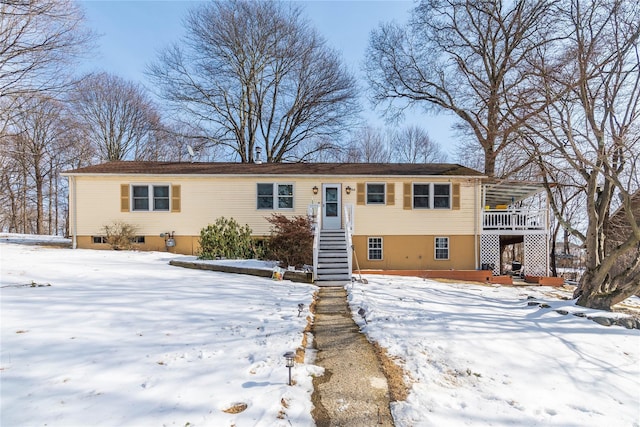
[
  {"x1": 368, "y1": 237, "x2": 383, "y2": 260},
  {"x1": 435, "y1": 237, "x2": 449, "y2": 260}
]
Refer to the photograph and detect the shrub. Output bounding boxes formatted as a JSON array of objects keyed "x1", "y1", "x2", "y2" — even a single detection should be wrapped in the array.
[
  {"x1": 198, "y1": 217, "x2": 254, "y2": 260},
  {"x1": 265, "y1": 214, "x2": 313, "y2": 268},
  {"x1": 103, "y1": 221, "x2": 138, "y2": 250}
]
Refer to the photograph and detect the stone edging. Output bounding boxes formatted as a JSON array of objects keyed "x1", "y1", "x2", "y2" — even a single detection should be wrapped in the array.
[
  {"x1": 169, "y1": 260, "x2": 314, "y2": 283},
  {"x1": 526, "y1": 297, "x2": 640, "y2": 329}
]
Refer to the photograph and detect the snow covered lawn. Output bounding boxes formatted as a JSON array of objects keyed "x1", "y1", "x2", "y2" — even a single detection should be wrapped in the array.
[
  {"x1": 348, "y1": 276, "x2": 640, "y2": 427},
  {"x1": 2, "y1": 237, "x2": 639, "y2": 426},
  {"x1": 1, "y1": 240, "x2": 318, "y2": 427}
]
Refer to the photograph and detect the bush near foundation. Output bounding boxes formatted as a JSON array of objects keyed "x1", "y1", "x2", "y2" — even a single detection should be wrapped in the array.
[
  {"x1": 265, "y1": 214, "x2": 313, "y2": 268},
  {"x1": 103, "y1": 221, "x2": 138, "y2": 250},
  {"x1": 198, "y1": 217, "x2": 254, "y2": 260}
]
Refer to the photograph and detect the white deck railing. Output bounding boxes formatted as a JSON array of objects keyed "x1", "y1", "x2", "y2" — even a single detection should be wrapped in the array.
[{"x1": 482, "y1": 209, "x2": 547, "y2": 232}]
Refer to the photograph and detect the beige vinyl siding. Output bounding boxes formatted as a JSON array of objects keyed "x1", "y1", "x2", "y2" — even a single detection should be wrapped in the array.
[
  {"x1": 72, "y1": 175, "x2": 479, "y2": 240},
  {"x1": 73, "y1": 175, "x2": 323, "y2": 237},
  {"x1": 352, "y1": 179, "x2": 477, "y2": 236}
]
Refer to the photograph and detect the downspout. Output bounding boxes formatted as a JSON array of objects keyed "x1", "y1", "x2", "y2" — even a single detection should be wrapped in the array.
[{"x1": 70, "y1": 175, "x2": 77, "y2": 249}]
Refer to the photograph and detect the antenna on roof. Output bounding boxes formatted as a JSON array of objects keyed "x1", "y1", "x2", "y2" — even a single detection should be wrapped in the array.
[{"x1": 187, "y1": 145, "x2": 196, "y2": 163}]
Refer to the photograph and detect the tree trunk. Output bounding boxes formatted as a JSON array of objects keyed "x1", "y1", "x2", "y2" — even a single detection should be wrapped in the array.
[{"x1": 35, "y1": 161, "x2": 44, "y2": 235}]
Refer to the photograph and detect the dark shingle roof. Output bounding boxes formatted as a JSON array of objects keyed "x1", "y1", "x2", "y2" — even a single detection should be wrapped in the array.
[{"x1": 63, "y1": 161, "x2": 484, "y2": 177}]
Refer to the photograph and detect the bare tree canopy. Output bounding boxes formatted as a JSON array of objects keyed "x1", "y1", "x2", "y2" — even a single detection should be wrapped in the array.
[
  {"x1": 1, "y1": 93, "x2": 82, "y2": 234},
  {"x1": 524, "y1": 0, "x2": 640, "y2": 309},
  {"x1": 70, "y1": 72, "x2": 161, "y2": 161},
  {"x1": 0, "y1": 0, "x2": 91, "y2": 124},
  {"x1": 365, "y1": 0, "x2": 555, "y2": 177},
  {"x1": 392, "y1": 125, "x2": 447, "y2": 163},
  {"x1": 148, "y1": 0, "x2": 359, "y2": 163}
]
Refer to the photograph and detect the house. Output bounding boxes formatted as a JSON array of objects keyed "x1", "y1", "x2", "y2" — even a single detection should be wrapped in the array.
[{"x1": 62, "y1": 161, "x2": 550, "y2": 282}]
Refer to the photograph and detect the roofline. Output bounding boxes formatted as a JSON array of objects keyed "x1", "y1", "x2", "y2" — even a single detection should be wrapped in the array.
[{"x1": 61, "y1": 171, "x2": 488, "y2": 180}]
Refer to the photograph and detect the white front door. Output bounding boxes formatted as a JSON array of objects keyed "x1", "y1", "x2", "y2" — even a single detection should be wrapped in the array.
[{"x1": 322, "y1": 184, "x2": 341, "y2": 229}]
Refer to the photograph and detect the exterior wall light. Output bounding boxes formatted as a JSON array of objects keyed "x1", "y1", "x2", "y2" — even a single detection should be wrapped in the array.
[
  {"x1": 345, "y1": 186, "x2": 352, "y2": 195},
  {"x1": 312, "y1": 186, "x2": 318, "y2": 195},
  {"x1": 283, "y1": 351, "x2": 295, "y2": 385}
]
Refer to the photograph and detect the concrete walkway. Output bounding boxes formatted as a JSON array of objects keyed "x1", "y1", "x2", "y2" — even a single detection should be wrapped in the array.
[{"x1": 311, "y1": 286, "x2": 394, "y2": 427}]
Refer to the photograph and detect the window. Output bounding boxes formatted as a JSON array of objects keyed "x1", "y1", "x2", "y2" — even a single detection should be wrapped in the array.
[
  {"x1": 92, "y1": 236, "x2": 107, "y2": 244},
  {"x1": 257, "y1": 183, "x2": 274, "y2": 209},
  {"x1": 257, "y1": 183, "x2": 294, "y2": 210},
  {"x1": 153, "y1": 186, "x2": 169, "y2": 211},
  {"x1": 435, "y1": 237, "x2": 449, "y2": 260},
  {"x1": 277, "y1": 184, "x2": 293, "y2": 209},
  {"x1": 132, "y1": 185, "x2": 170, "y2": 211},
  {"x1": 368, "y1": 237, "x2": 383, "y2": 260},
  {"x1": 411, "y1": 183, "x2": 451, "y2": 209},
  {"x1": 433, "y1": 184, "x2": 451, "y2": 209},
  {"x1": 367, "y1": 183, "x2": 386, "y2": 204},
  {"x1": 413, "y1": 184, "x2": 430, "y2": 208},
  {"x1": 131, "y1": 236, "x2": 145, "y2": 244},
  {"x1": 132, "y1": 185, "x2": 149, "y2": 210}
]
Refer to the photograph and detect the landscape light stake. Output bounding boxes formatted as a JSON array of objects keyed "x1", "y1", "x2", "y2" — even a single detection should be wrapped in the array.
[
  {"x1": 284, "y1": 351, "x2": 295, "y2": 386},
  {"x1": 358, "y1": 307, "x2": 367, "y2": 324},
  {"x1": 297, "y1": 303, "x2": 304, "y2": 317}
]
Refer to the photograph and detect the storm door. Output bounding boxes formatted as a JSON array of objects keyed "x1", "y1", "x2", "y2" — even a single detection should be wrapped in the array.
[{"x1": 322, "y1": 184, "x2": 341, "y2": 229}]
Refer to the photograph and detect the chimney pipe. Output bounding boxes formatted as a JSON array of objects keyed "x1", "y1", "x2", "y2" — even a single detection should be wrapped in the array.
[{"x1": 255, "y1": 146, "x2": 263, "y2": 164}]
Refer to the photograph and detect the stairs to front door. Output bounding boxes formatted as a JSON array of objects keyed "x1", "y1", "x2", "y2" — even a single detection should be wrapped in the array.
[{"x1": 316, "y1": 229, "x2": 351, "y2": 284}]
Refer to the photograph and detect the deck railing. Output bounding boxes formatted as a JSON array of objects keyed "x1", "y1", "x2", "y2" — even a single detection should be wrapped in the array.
[{"x1": 482, "y1": 209, "x2": 547, "y2": 232}]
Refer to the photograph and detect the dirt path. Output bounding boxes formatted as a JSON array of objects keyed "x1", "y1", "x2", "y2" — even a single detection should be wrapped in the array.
[{"x1": 311, "y1": 286, "x2": 394, "y2": 427}]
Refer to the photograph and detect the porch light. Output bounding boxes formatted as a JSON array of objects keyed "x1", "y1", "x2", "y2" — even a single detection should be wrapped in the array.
[
  {"x1": 345, "y1": 186, "x2": 352, "y2": 195},
  {"x1": 312, "y1": 186, "x2": 318, "y2": 195},
  {"x1": 283, "y1": 351, "x2": 295, "y2": 385}
]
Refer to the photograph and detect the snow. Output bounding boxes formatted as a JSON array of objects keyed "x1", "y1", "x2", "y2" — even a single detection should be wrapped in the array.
[
  {"x1": 1, "y1": 239, "x2": 319, "y2": 426},
  {"x1": 348, "y1": 277, "x2": 640, "y2": 427},
  {"x1": 2, "y1": 235, "x2": 639, "y2": 426}
]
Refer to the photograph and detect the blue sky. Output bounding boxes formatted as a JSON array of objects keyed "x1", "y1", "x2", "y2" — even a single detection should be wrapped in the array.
[{"x1": 80, "y1": 0, "x2": 456, "y2": 154}]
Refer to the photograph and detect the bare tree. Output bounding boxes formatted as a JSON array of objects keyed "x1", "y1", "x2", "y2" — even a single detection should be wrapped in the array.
[
  {"x1": 391, "y1": 125, "x2": 447, "y2": 163},
  {"x1": 148, "y1": 0, "x2": 359, "y2": 163},
  {"x1": 0, "y1": 0, "x2": 91, "y2": 131},
  {"x1": 525, "y1": 0, "x2": 640, "y2": 309},
  {"x1": 337, "y1": 126, "x2": 392, "y2": 163},
  {"x1": 365, "y1": 0, "x2": 556, "y2": 177},
  {"x1": 1, "y1": 94, "x2": 78, "y2": 234},
  {"x1": 70, "y1": 72, "x2": 161, "y2": 161}
]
